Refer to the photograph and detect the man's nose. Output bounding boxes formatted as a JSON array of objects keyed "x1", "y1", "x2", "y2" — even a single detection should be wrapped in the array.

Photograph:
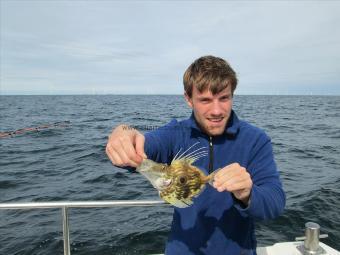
[{"x1": 210, "y1": 101, "x2": 223, "y2": 115}]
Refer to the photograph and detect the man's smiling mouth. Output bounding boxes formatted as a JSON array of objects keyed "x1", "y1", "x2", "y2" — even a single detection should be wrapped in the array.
[{"x1": 207, "y1": 117, "x2": 224, "y2": 123}]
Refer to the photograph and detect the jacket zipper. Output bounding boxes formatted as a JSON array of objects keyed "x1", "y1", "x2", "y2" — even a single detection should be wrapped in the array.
[{"x1": 209, "y1": 136, "x2": 213, "y2": 173}]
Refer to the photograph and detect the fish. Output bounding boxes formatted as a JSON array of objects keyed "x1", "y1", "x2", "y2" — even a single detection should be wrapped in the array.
[{"x1": 136, "y1": 142, "x2": 217, "y2": 208}]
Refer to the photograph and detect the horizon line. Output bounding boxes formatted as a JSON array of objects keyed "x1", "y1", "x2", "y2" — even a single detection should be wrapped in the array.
[{"x1": 1, "y1": 93, "x2": 339, "y2": 96}]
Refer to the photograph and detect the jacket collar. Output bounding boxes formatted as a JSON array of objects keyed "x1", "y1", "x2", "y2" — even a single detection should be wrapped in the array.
[{"x1": 186, "y1": 110, "x2": 240, "y2": 137}]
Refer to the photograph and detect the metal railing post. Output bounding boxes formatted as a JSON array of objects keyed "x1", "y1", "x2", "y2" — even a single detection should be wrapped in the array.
[
  {"x1": 62, "y1": 206, "x2": 71, "y2": 255},
  {"x1": 0, "y1": 200, "x2": 168, "y2": 255}
]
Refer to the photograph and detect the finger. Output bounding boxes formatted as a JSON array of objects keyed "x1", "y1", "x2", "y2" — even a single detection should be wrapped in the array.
[
  {"x1": 214, "y1": 167, "x2": 243, "y2": 187},
  {"x1": 214, "y1": 169, "x2": 250, "y2": 190},
  {"x1": 120, "y1": 135, "x2": 143, "y2": 166},
  {"x1": 223, "y1": 179, "x2": 252, "y2": 192},
  {"x1": 107, "y1": 137, "x2": 137, "y2": 167},
  {"x1": 114, "y1": 147, "x2": 139, "y2": 167},
  {"x1": 117, "y1": 138, "x2": 140, "y2": 167},
  {"x1": 214, "y1": 163, "x2": 240, "y2": 179},
  {"x1": 110, "y1": 149, "x2": 125, "y2": 166},
  {"x1": 215, "y1": 169, "x2": 240, "y2": 184},
  {"x1": 106, "y1": 145, "x2": 123, "y2": 166},
  {"x1": 217, "y1": 176, "x2": 252, "y2": 192},
  {"x1": 216, "y1": 169, "x2": 246, "y2": 184},
  {"x1": 135, "y1": 133, "x2": 147, "y2": 159}
]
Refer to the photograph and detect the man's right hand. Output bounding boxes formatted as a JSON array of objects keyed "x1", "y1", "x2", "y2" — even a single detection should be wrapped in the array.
[{"x1": 105, "y1": 125, "x2": 147, "y2": 168}]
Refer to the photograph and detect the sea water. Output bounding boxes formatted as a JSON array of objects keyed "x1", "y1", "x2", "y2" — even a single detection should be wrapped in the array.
[{"x1": 1, "y1": 95, "x2": 339, "y2": 255}]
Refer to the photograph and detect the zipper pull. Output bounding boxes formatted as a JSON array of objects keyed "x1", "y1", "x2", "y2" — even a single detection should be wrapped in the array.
[{"x1": 209, "y1": 136, "x2": 213, "y2": 173}]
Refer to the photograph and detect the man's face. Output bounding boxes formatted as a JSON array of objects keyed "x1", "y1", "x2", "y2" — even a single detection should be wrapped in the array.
[{"x1": 185, "y1": 86, "x2": 233, "y2": 136}]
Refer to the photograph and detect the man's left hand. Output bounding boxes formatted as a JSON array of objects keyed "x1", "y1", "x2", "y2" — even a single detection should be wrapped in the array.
[{"x1": 213, "y1": 163, "x2": 253, "y2": 206}]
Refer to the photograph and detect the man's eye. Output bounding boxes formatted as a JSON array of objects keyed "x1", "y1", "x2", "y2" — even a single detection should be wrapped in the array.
[
  {"x1": 221, "y1": 96, "x2": 230, "y2": 101},
  {"x1": 200, "y1": 99, "x2": 210, "y2": 103}
]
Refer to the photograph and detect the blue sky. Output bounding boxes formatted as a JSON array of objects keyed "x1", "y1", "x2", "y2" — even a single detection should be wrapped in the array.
[{"x1": 1, "y1": 1, "x2": 340, "y2": 95}]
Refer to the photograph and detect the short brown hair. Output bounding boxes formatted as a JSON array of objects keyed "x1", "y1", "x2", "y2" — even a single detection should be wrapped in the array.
[{"x1": 183, "y1": 55, "x2": 238, "y2": 98}]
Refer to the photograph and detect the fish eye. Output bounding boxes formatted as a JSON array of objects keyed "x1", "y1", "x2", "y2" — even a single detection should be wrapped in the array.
[{"x1": 178, "y1": 176, "x2": 187, "y2": 184}]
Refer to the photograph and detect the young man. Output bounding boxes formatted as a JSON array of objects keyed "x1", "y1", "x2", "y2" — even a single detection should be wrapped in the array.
[{"x1": 106, "y1": 56, "x2": 285, "y2": 255}]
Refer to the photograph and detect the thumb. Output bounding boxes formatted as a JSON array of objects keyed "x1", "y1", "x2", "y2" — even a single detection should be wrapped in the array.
[{"x1": 135, "y1": 133, "x2": 147, "y2": 159}]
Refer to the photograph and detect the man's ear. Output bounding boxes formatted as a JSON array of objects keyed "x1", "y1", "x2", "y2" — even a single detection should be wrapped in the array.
[{"x1": 184, "y1": 92, "x2": 193, "y2": 109}]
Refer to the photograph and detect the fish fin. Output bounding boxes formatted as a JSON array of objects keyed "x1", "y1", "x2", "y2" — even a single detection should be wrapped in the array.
[
  {"x1": 206, "y1": 168, "x2": 222, "y2": 186},
  {"x1": 172, "y1": 143, "x2": 208, "y2": 164},
  {"x1": 160, "y1": 192, "x2": 193, "y2": 208},
  {"x1": 183, "y1": 157, "x2": 196, "y2": 165},
  {"x1": 173, "y1": 199, "x2": 193, "y2": 208}
]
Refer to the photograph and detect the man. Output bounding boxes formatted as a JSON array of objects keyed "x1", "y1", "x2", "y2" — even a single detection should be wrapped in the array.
[{"x1": 106, "y1": 56, "x2": 285, "y2": 255}]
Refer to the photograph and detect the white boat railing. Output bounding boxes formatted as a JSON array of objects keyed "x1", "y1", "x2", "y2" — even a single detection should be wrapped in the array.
[{"x1": 0, "y1": 200, "x2": 169, "y2": 255}]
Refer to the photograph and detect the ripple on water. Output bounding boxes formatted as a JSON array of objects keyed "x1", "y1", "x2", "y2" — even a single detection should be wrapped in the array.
[{"x1": 1, "y1": 95, "x2": 339, "y2": 254}]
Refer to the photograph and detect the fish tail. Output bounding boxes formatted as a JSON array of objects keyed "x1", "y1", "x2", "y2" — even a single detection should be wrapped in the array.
[{"x1": 206, "y1": 168, "x2": 221, "y2": 186}]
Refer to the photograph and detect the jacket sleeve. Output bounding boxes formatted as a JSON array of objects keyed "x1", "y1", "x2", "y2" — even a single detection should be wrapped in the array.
[
  {"x1": 234, "y1": 132, "x2": 286, "y2": 220},
  {"x1": 144, "y1": 119, "x2": 178, "y2": 164}
]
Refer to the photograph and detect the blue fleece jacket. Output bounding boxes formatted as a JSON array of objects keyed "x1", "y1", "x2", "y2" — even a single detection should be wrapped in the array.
[{"x1": 144, "y1": 110, "x2": 285, "y2": 255}]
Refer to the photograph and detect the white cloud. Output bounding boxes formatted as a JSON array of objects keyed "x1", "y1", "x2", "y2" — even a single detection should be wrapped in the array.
[{"x1": 1, "y1": 1, "x2": 340, "y2": 95}]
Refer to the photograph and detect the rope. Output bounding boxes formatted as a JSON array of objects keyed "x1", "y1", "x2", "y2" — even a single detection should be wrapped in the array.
[{"x1": 0, "y1": 121, "x2": 71, "y2": 139}]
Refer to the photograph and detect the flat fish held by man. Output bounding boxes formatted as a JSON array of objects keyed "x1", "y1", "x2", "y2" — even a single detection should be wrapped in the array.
[{"x1": 136, "y1": 143, "x2": 217, "y2": 208}]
